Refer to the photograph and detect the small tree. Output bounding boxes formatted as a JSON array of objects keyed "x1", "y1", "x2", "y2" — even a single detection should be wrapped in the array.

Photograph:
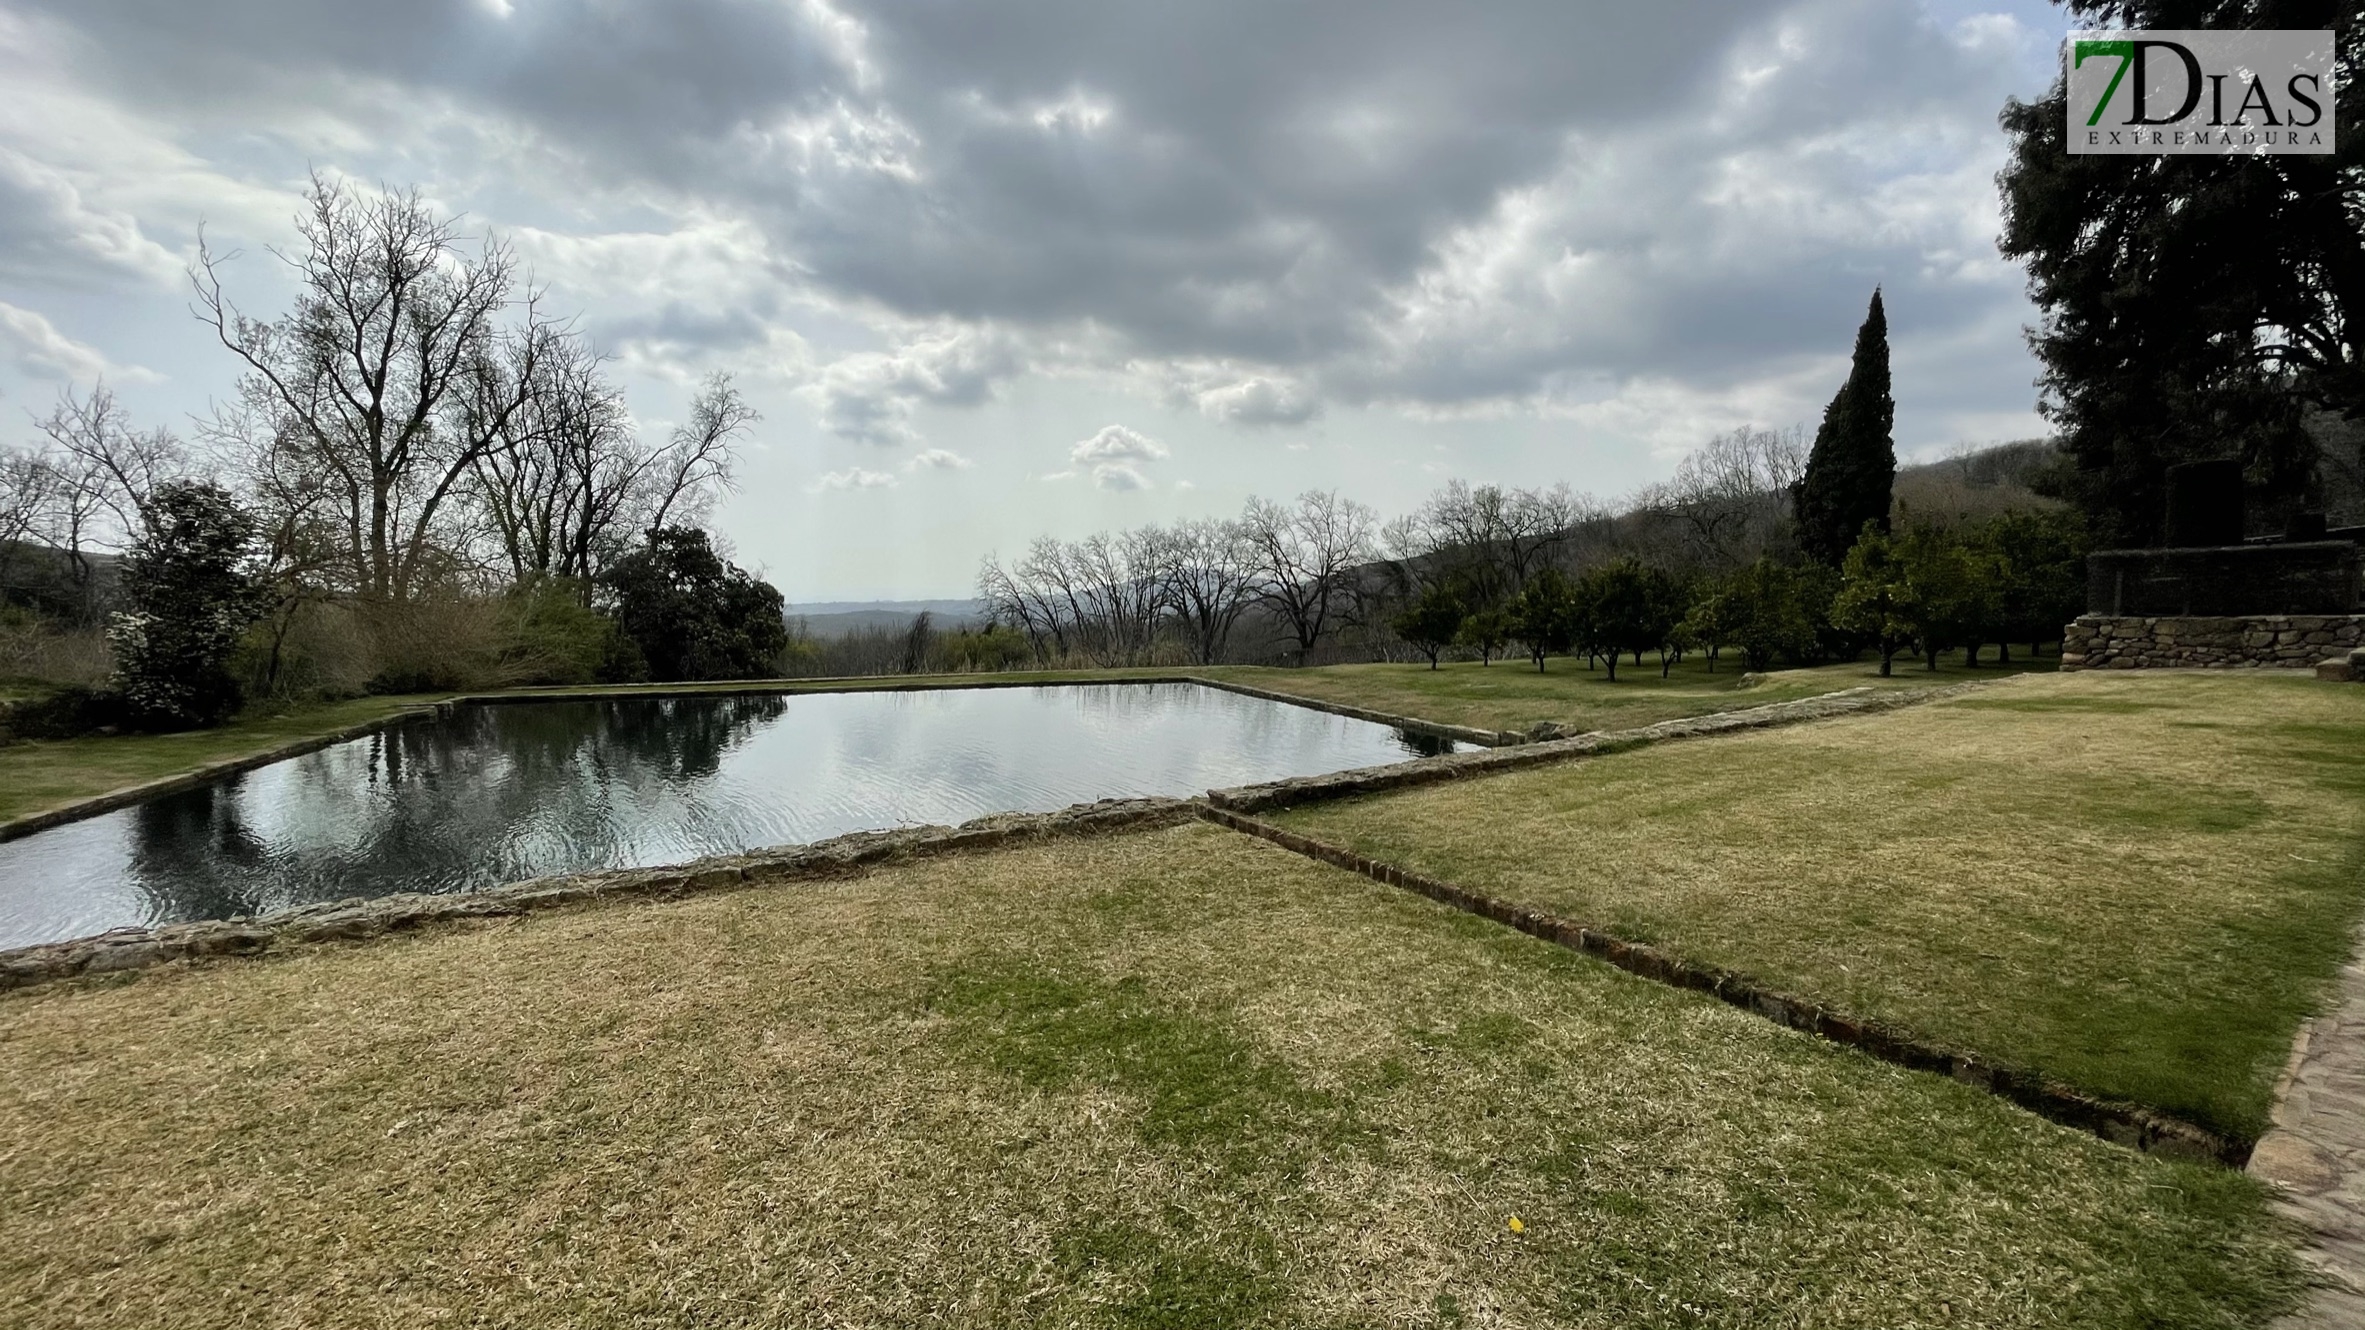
[
  {"x1": 1391, "y1": 581, "x2": 1467, "y2": 669},
  {"x1": 109, "y1": 482, "x2": 265, "y2": 729},
  {"x1": 1456, "y1": 605, "x2": 1510, "y2": 667},
  {"x1": 600, "y1": 526, "x2": 789, "y2": 681},
  {"x1": 1975, "y1": 508, "x2": 2088, "y2": 660},
  {"x1": 1830, "y1": 522, "x2": 1918, "y2": 677},
  {"x1": 1719, "y1": 558, "x2": 1816, "y2": 673},
  {"x1": 1575, "y1": 559, "x2": 1667, "y2": 682},
  {"x1": 1897, "y1": 524, "x2": 2000, "y2": 670},
  {"x1": 1509, "y1": 568, "x2": 1578, "y2": 672},
  {"x1": 1680, "y1": 583, "x2": 1735, "y2": 673}
]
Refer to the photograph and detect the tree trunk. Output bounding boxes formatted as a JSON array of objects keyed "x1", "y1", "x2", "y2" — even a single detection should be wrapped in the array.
[{"x1": 1878, "y1": 647, "x2": 1893, "y2": 677}]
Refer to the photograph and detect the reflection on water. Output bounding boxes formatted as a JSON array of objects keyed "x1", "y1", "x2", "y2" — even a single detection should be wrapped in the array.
[{"x1": 0, "y1": 684, "x2": 1450, "y2": 947}]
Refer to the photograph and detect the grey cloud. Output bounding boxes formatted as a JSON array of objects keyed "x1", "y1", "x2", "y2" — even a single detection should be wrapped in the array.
[{"x1": 6, "y1": 0, "x2": 2053, "y2": 431}]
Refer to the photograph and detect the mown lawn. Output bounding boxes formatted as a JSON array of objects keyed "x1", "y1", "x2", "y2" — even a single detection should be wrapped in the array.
[
  {"x1": 1200, "y1": 653, "x2": 2043, "y2": 737},
  {"x1": 1275, "y1": 670, "x2": 2365, "y2": 1140},
  {"x1": 0, "y1": 822, "x2": 2300, "y2": 1328}
]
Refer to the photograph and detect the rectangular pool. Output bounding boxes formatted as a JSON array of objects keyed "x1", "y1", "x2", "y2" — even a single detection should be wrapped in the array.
[{"x1": 0, "y1": 683, "x2": 1450, "y2": 948}]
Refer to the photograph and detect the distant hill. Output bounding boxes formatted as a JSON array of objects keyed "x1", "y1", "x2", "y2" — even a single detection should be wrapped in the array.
[{"x1": 784, "y1": 598, "x2": 987, "y2": 638}]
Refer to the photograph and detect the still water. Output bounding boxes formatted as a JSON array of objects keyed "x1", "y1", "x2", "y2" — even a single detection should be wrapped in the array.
[{"x1": 0, "y1": 683, "x2": 1450, "y2": 948}]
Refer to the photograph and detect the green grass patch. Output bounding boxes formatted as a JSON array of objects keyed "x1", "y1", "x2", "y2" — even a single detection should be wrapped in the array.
[
  {"x1": 0, "y1": 822, "x2": 2304, "y2": 1327},
  {"x1": 1276, "y1": 670, "x2": 2365, "y2": 1139}
]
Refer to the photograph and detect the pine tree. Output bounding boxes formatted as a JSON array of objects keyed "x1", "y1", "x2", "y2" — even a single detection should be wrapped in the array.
[{"x1": 1792, "y1": 289, "x2": 1896, "y2": 565}]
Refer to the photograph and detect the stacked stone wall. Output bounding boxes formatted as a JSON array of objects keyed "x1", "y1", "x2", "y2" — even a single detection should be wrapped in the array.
[{"x1": 2061, "y1": 615, "x2": 2365, "y2": 670}]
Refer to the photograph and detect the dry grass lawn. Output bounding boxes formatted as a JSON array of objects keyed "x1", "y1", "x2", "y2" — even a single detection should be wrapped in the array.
[
  {"x1": 1276, "y1": 670, "x2": 2365, "y2": 1140},
  {"x1": 0, "y1": 822, "x2": 2301, "y2": 1328}
]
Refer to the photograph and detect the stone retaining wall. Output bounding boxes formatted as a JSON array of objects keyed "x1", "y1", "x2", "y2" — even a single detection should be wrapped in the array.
[{"x1": 2060, "y1": 614, "x2": 2365, "y2": 671}]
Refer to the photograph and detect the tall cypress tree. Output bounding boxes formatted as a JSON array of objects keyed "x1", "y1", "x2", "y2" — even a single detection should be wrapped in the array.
[{"x1": 1792, "y1": 289, "x2": 1896, "y2": 565}]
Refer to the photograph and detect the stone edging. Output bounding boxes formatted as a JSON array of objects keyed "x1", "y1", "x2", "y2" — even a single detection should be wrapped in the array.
[
  {"x1": 1198, "y1": 804, "x2": 2245, "y2": 1167},
  {"x1": 0, "y1": 798, "x2": 1196, "y2": 994},
  {"x1": 1203, "y1": 683, "x2": 1984, "y2": 814}
]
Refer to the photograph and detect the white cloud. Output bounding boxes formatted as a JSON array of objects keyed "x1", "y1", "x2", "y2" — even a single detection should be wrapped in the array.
[
  {"x1": 807, "y1": 466, "x2": 898, "y2": 493},
  {"x1": 1069, "y1": 424, "x2": 1168, "y2": 464},
  {"x1": 801, "y1": 324, "x2": 1022, "y2": 445},
  {"x1": 0, "y1": 299, "x2": 154, "y2": 382},
  {"x1": 906, "y1": 447, "x2": 972, "y2": 471},
  {"x1": 1066, "y1": 423, "x2": 1170, "y2": 490}
]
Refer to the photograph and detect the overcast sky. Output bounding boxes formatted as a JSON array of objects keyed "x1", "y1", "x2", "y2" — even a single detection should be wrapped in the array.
[{"x1": 0, "y1": 0, "x2": 2069, "y2": 600}]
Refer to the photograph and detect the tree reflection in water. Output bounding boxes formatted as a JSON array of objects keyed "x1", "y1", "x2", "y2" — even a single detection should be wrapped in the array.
[{"x1": 120, "y1": 696, "x2": 788, "y2": 924}]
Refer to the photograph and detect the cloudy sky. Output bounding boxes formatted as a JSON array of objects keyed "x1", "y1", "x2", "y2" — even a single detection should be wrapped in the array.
[{"x1": 0, "y1": 0, "x2": 2070, "y2": 600}]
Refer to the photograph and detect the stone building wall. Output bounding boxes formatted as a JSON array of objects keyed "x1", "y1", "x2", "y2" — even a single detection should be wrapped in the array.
[{"x1": 2061, "y1": 614, "x2": 2365, "y2": 670}]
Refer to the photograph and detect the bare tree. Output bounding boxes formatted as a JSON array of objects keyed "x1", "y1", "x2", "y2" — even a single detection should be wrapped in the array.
[
  {"x1": 1159, "y1": 517, "x2": 1256, "y2": 664},
  {"x1": 194, "y1": 174, "x2": 554, "y2": 601},
  {"x1": 0, "y1": 445, "x2": 59, "y2": 596},
  {"x1": 643, "y1": 373, "x2": 754, "y2": 535},
  {"x1": 1241, "y1": 490, "x2": 1375, "y2": 663},
  {"x1": 37, "y1": 383, "x2": 187, "y2": 534},
  {"x1": 1647, "y1": 425, "x2": 1808, "y2": 570}
]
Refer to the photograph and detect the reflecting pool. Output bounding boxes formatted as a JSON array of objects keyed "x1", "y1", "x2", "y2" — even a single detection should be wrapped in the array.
[{"x1": 0, "y1": 683, "x2": 1449, "y2": 947}]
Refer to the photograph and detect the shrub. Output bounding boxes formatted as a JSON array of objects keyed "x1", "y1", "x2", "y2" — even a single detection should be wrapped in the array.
[{"x1": 109, "y1": 482, "x2": 265, "y2": 729}]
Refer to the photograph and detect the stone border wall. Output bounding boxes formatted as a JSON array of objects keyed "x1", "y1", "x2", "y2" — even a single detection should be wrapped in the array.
[
  {"x1": 2060, "y1": 614, "x2": 2365, "y2": 671},
  {"x1": 1201, "y1": 804, "x2": 2242, "y2": 1166}
]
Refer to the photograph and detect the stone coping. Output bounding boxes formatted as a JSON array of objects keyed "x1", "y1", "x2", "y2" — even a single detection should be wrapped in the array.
[
  {"x1": 1202, "y1": 805, "x2": 2244, "y2": 1167},
  {"x1": 0, "y1": 674, "x2": 1509, "y2": 846}
]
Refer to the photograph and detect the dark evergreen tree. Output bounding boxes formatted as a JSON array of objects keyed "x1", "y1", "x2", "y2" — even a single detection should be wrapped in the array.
[
  {"x1": 600, "y1": 526, "x2": 789, "y2": 682},
  {"x1": 108, "y1": 482, "x2": 266, "y2": 729},
  {"x1": 1792, "y1": 290, "x2": 1897, "y2": 565},
  {"x1": 1997, "y1": 2, "x2": 2360, "y2": 546}
]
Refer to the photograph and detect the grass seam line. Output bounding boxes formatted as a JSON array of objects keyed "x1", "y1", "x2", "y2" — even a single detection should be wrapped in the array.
[{"x1": 1196, "y1": 802, "x2": 2248, "y2": 1168}]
